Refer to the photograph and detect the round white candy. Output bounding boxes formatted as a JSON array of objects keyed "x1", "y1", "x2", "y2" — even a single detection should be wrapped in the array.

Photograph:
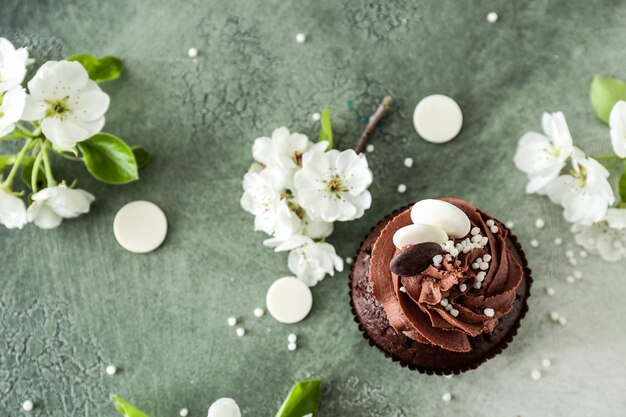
[
  {"x1": 179, "y1": 408, "x2": 189, "y2": 417},
  {"x1": 105, "y1": 365, "x2": 117, "y2": 375},
  {"x1": 22, "y1": 400, "x2": 34, "y2": 411},
  {"x1": 266, "y1": 277, "x2": 313, "y2": 324},
  {"x1": 288, "y1": 333, "x2": 297, "y2": 343},
  {"x1": 113, "y1": 201, "x2": 168, "y2": 253},
  {"x1": 410, "y1": 199, "x2": 471, "y2": 238},
  {"x1": 413, "y1": 95, "x2": 463, "y2": 144},
  {"x1": 208, "y1": 398, "x2": 241, "y2": 417},
  {"x1": 392, "y1": 223, "x2": 448, "y2": 249},
  {"x1": 253, "y1": 308, "x2": 264, "y2": 318}
]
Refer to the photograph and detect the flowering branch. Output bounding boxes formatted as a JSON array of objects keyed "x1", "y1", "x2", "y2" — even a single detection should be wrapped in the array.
[{"x1": 354, "y1": 95, "x2": 393, "y2": 154}]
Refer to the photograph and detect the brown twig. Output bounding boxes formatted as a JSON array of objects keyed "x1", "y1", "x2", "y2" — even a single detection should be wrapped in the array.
[{"x1": 354, "y1": 96, "x2": 393, "y2": 154}]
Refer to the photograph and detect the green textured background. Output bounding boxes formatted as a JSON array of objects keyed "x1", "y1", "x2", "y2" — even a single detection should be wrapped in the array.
[{"x1": 2, "y1": 1, "x2": 626, "y2": 416}]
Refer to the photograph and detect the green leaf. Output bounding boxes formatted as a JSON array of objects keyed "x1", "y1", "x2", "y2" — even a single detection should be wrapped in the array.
[
  {"x1": 112, "y1": 395, "x2": 149, "y2": 417},
  {"x1": 21, "y1": 160, "x2": 47, "y2": 190},
  {"x1": 619, "y1": 165, "x2": 626, "y2": 204},
  {"x1": 590, "y1": 75, "x2": 626, "y2": 124},
  {"x1": 318, "y1": 107, "x2": 333, "y2": 149},
  {"x1": 77, "y1": 133, "x2": 138, "y2": 184},
  {"x1": 131, "y1": 146, "x2": 151, "y2": 169},
  {"x1": 67, "y1": 54, "x2": 123, "y2": 83},
  {"x1": 0, "y1": 155, "x2": 17, "y2": 172},
  {"x1": 275, "y1": 380, "x2": 322, "y2": 417}
]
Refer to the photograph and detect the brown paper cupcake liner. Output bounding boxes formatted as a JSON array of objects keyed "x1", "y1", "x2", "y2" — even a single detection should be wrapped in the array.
[{"x1": 349, "y1": 205, "x2": 533, "y2": 375}]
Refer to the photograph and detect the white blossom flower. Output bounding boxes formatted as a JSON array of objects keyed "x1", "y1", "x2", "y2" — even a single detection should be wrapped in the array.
[
  {"x1": 605, "y1": 207, "x2": 626, "y2": 230},
  {"x1": 514, "y1": 112, "x2": 574, "y2": 194},
  {"x1": 0, "y1": 85, "x2": 26, "y2": 137},
  {"x1": 0, "y1": 188, "x2": 27, "y2": 229},
  {"x1": 294, "y1": 148, "x2": 373, "y2": 222},
  {"x1": 26, "y1": 184, "x2": 95, "y2": 229},
  {"x1": 21, "y1": 60, "x2": 110, "y2": 149},
  {"x1": 268, "y1": 234, "x2": 343, "y2": 286},
  {"x1": 572, "y1": 221, "x2": 626, "y2": 262},
  {"x1": 609, "y1": 100, "x2": 626, "y2": 158},
  {"x1": 546, "y1": 155, "x2": 615, "y2": 225},
  {"x1": 240, "y1": 170, "x2": 299, "y2": 239},
  {"x1": 0, "y1": 37, "x2": 30, "y2": 92},
  {"x1": 252, "y1": 127, "x2": 327, "y2": 189}
]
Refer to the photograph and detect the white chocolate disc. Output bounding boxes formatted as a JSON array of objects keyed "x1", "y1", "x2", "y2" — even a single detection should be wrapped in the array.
[
  {"x1": 392, "y1": 223, "x2": 448, "y2": 249},
  {"x1": 208, "y1": 398, "x2": 241, "y2": 417},
  {"x1": 410, "y1": 199, "x2": 471, "y2": 238},
  {"x1": 413, "y1": 94, "x2": 463, "y2": 143},
  {"x1": 113, "y1": 201, "x2": 168, "y2": 253},
  {"x1": 266, "y1": 277, "x2": 313, "y2": 324}
]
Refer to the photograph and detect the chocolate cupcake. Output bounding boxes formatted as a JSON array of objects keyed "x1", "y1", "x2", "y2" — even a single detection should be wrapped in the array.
[{"x1": 350, "y1": 198, "x2": 532, "y2": 375}]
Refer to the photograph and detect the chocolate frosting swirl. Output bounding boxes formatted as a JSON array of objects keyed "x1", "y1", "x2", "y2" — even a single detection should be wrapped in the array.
[{"x1": 370, "y1": 198, "x2": 524, "y2": 353}]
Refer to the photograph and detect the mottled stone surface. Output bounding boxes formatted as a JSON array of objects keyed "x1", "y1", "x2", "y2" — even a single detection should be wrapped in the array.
[{"x1": 2, "y1": 1, "x2": 626, "y2": 415}]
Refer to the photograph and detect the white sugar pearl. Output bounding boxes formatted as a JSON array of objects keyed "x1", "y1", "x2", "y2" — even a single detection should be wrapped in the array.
[
  {"x1": 187, "y1": 47, "x2": 198, "y2": 58},
  {"x1": 569, "y1": 258, "x2": 578, "y2": 266},
  {"x1": 558, "y1": 316, "x2": 567, "y2": 325},
  {"x1": 486, "y1": 12, "x2": 498, "y2": 23},
  {"x1": 490, "y1": 226, "x2": 499, "y2": 234},
  {"x1": 440, "y1": 298, "x2": 449, "y2": 307},
  {"x1": 180, "y1": 408, "x2": 189, "y2": 417},
  {"x1": 459, "y1": 283, "x2": 467, "y2": 292},
  {"x1": 480, "y1": 237, "x2": 488, "y2": 246},
  {"x1": 530, "y1": 239, "x2": 539, "y2": 248},
  {"x1": 254, "y1": 308, "x2": 264, "y2": 318},
  {"x1": 565, "y1": 276, "x2": 575, "y2": 284},
  {"x1": 554, "y1": 238, "x2": 563, "y2": 245},
  {"x1": 505, "y1": 221, "x2": 514, "y2": 229},
  {"x1": 105, "y1": 365, "x2": 117, "y2": 376},
  {"x1": 433, "y1": 255, "x2": 443, "y2": 264},
  {"x1": 474, "y1": 282, "x2": 482, "y2": 289},
  {"x1": 476, "y1": 272, "x2": 486, "y2": 282},
  {"x1": 535, "y1": 218, "x2": 545, "y2": 229},
  {"x1": 227, "y1": 317, "x2": 237, "y2": 327},
  {"x1": 486, "y1": 219, "x2": 495, "y2": 227},
  {"x1": 546, "y1": 287, "x2": 556, "y2": 296},
  {"x1": 579, "y1": 250, "x2": 588, "y2": 258},
  {"x1": 565, "y1": 250, "x2": 574, "y2": 258},
  {"x1": 311, "y1": 112, "x2": 321, "y2": 121},
  {"x1": 236, "y1": 327, "x2": 246, "y2": 337},
  {"x1": 288, "y1": 342, "x2": 297, "y2": 351},
  {"x1": 404, "y1": 157, "x2": 414, "y2": 168},
  {"x1": 484, "y1": 308, "x2": 495, "y2": 317},
  {"x1": 450, "y1": 309, "x2": 459, "y2": 317},
  {"x1": 397, "y1": 184, "x2": 407, "y2": 193},
  {"x1": 366, "y1": 144, "x2": 375, "y2": 152},
  {"x1": 530, "y1": 369, "x2": 542, "y2": 380},
  {"x1": 399, "y1": 286, "x2": 407, "y2": 293},
  {"x1": 445, "y1": 304, "x2": 453, "y2": 311},
  {"x1": 574, "y1": 270, "x2": 582, "y2": 279},
  {"x1": 550, "y1": 311, "x2": 560, "y2": 321},
  {"x1": 471, "y1": 227, "x2": 480, "y2": 236},
  {"x1": 542, "y1": 358, "x2": 552, "y2": 368},
  {"x1": 442, "y1": 392, "x2": 452, "y2": 402},
  {"x1": 472, "y1": 262, "x2": 479, "y2": 269},
  {"x1": 482, "y1": 254, "x2": 492, "y2": 262},
  {"x1": 22, "y1": 400, "x2": 34, "y2": 411},
  {"x1": 296, "y1": 33, "x2": 306, "y2": 43},
  {"x1": 345, "y1": 257, "x2": 353, "y2": 265},
  {"x1": 288, "y1": 333, "x2": 297, "y2": 343},
  {"x1": 479, "y1": 262, "x2": 489, "y2": 271}
]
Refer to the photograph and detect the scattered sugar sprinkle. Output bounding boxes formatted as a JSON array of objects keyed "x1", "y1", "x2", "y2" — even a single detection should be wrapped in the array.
[
  {"x1": 254, "y1": 308, "x2": 264, "y2": 318},
  {"x1": 505, "y1": 221, "x2": 514, "y2": 229},
  {"x1": 296, "y1": 33, "x2": 306, "y2": 43},
  {"x1": 574, "y1": 270, "x2": 582, "y2": 279},
  {"x1": 530, "y1": 239, "x2": 539, "y2": 248},
  {"x1": 450, "y1": 309, "x2": 459, "y2": 317},
  {"x1": 459, "y1": 283, "x2": 467, "y2": 292},
  {"x1": 440, "y1": 298, "x2": 449, "y2": 307},
  {"x1": 179, "y1": 408, "x2": 189, "y2": 417},
  {"x1": 558, "y1": 316, "x2": 567, "y2": 326},
  {"x1": 403, "y1": 157, "x2": 414, "y2": 168},
  {"x1": 345, "y1": 257, "x2": 353, "y2": 265},
  {"x1": 366, "y1": 144, "x2": 375, "y2": 152},
  {"x1": 486, "y1": 12, "x2": 499, "y2": 23},
  {"x1": 474, "y1": 281, "x2": 482, "y2": 289},
  {"x1": 486, "y1": 219, "x2": 495, "y2": 227},
  {"x1": 397, "y1": 184, "x2": 407, "y2": 193},
  {"x1": 568, "y1": 257, "x2": 578, "y2": 266},
  {"x1": 236, "y1": 327, "x2": 246, "y2": 337},
  {"x1": 399, "y1": 286, "x2": 406, "y2": 293},
  {"x1": 22, "y1": 400, "x2": 34, "y2": 412},
  {"x1": 542, "y1": 358, "x2": 552, "y2": 368},
  {"x1": 484, "y1": 308, "x2": 495, "y2": 317},
  {"x1": 565, "y1": 250, "x2": 574, "y2": 258},
  {"x1": 288, "y1": 333, "x2": 297, "y2": 343},
  {"x1": 105, "y1": 365, "x2": 117, "y2": 376},
  {"x1": 535, "y1": 218, "x2": 545, "y2": 229},
  {"x1": 554, "y1": 238, "x2": 563, "y2": 246},
  {"x1": 546, "y1": 287, "x2": 556, "y2": 296},
  {"x1": 311, "y1": 112, "x2": 321, "y2": 121},
  {"x1": 445, "y1": 304, "x2": 453, "y2": 311},
  {"x1": 483, "y1": 254, "x2": 492, "y2": 262},
  {"x1": 442, "y1": 392, "x2": 452, "y2": 402},
  {"x1": 227, "y1": 317, "x2": 237, "y2": 327},
  {"x1": 579, "y1": 250, "x2": 588, "y2": 258},
  {"x1": 530, "y1": 369, "x2": 542, "y2": 380},
  {"x1": 187, "y1": 47, "x2": 198, "y2": 58},
  {"x1": 550, "y1": 311, "x2": 560, "y2": 321},
  {"x1": 565, "y1": 276, "x2": 575, "y2": 284},
  {"x1": 288, "y1": 342, "x2": 298, "y2": 351}
]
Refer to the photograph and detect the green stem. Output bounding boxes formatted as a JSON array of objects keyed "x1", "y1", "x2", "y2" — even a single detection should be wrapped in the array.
[
  {"x1": 31, "y1": 146, "x2": 45, "y2": 192},
  {"x1": 53, "y1": 149, "x2": 83, "y2": 162},
  {"x1": 594, "y1": 154, "x2": 624, "y2": 161},
  {"x1": 2, "y1": 138, "x2": 34, "y2": 188},
  {"x1": 0, "y1": 131, "x2": 29, "y2": 141},
  {"x1": 14, "y1": 123, "x2": 37, "y2": 137},
  {"x1": 42, "y1": 142, "x2": 57, "y2": 186}
]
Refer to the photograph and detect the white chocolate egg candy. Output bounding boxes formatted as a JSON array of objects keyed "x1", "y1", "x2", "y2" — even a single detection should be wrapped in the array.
[
  {"x1": 410, "y1": 199, "x2": 471, "y2": 238},
  {"x1": 392, "y1": 223, "x2": 448, "y2": 249},
  {"x1": 208, "y1": 398, "x2": 241, "y2": 417}
]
